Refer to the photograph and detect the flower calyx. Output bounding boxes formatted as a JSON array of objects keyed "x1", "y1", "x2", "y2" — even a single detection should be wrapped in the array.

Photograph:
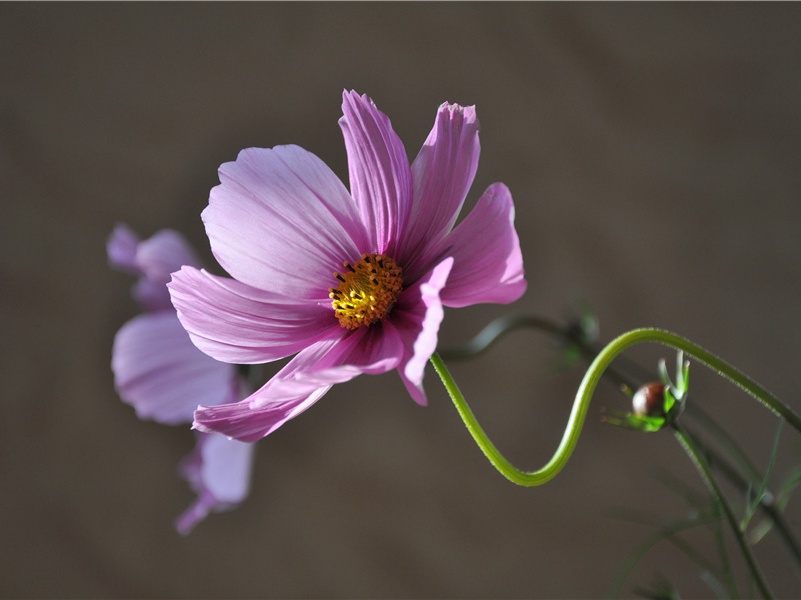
[{"x1": 604, "y1": 351, "x2": 690, "y2": 432}]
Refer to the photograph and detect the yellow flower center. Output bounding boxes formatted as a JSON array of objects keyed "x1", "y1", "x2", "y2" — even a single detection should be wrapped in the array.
[{"x1": 329, "y1": 253, "x2": 403, "y2": 330}]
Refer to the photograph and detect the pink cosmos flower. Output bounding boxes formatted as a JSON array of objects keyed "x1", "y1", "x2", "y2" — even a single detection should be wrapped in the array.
[
  {"x1": 108, "y1": 224, "x2": 255, "y2": 534},
  {"x1": 169, "y1": 90, "x2": 526, "y2": 443}
]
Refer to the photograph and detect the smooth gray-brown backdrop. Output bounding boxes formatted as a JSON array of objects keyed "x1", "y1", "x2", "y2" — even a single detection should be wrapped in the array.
[{"x1": 3, "y1": 3, "x2": 801, "y2": 598}]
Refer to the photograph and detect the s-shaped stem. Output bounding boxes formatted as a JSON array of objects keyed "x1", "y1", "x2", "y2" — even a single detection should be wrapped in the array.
[{"x1": 431, "y1": 327, "x2": 801, "y2": 487}]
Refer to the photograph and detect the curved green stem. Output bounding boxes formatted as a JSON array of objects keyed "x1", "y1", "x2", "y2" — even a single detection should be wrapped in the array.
[
  {"x1": 636, "y1": 329, "x2": 801, "y2": 433},
  {"x1": 431, "y1": 351, "x2": 579, "y2": 486},
  {"x1": 443, "y1": 316, "x2": 801, "y2": 574},
  {"x1": 432, "y1": 327, "x2": 801, "y2": 487}
]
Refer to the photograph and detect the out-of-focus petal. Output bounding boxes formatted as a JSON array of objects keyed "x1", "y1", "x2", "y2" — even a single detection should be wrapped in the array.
[
  {"x1": 195, "y1": 327, "x2": 404, "y2": 441},
  {"x1": 112, "y1": 311, "x2": 237, "y2": 425},
  {"x1": 204, "y1": 145, "x2": 371, "y2": 298},
  {"x1": 136, "y1": 229, "x2": 202, "y2": 282},
  {"x1": 107, "y1": 223, "x2": 141, "y2": 274},
  {"x1": 403, "y1": 102, "x2": 480, "y2": 269},
  {"x1": 436, "y1": 183, "x2": 527, "y2": 307},
  {"x1": 169, "y1": 266, "x2": 338, "y2": 365},
  {"x1": 339, "y1": 90, "x2": 412, "y2": 256},
  {"x1": 132, "y1": 278, "x2": 172, "y2": 312},
  {"x1": 109, "y1": 223, "x2": 260, "y2": 533},
  {"x1": 391, "y1": 257, "x2": 453, "y2": 406},
  {"x1": 175, "y1": 432, "x2": 255, "y2": 535},
  {"x1": 109, "y1": 225, "x2": 203, "y2": 312}
]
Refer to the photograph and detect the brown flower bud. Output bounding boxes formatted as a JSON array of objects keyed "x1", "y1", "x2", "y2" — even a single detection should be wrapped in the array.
[{"x1": 632, "y1": 382, "x2": 666, "y2": 418}]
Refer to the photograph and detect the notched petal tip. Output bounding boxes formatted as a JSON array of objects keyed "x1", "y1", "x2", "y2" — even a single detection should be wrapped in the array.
[
  {"x1": 437, "y1": 101, "x2": 479, "y2": 127},
  {"x1": 342, "y1": 88, "x2": 375, "y2": 107},
  {"x1": 402, "y1": 100, "x2": 482, "y2": 265}
]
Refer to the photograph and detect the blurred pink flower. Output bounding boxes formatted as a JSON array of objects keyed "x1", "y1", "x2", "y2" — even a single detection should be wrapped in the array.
[
  {"x1": 169, "y1": 90, "x2": 526, "y2": 443},
  {"x1": 108, "y1": 224, "x2": 255, "y2": 534}
]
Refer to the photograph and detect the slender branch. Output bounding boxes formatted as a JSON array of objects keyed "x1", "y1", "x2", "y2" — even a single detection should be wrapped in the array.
[
  {"x1": 684, "y1": 422, "x2": 801, "y2": 573},
  {"x1": 684, "y1": 403, "x2": 764, "y2": 488},
  {"x1": 607, "y1": 508, "x2": 731, "y2": 598},
  {"x1": 673, "y1": 423, "x2": 775, "y2": 599}
]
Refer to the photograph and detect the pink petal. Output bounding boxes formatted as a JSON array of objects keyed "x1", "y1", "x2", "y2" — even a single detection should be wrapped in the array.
[
  {"x1": 175, "y1": 432, "x2": 255, "y2": 535},
  {"x1": 108, "y1": 225, "x2": 203, "y2": 312},
  {"x1": 436, "y1": 183, "x2": 527, "y2": 308},
  {"x1": 391, "y1": 257, "x2": 453, "y2": 406},
  {"x1": 131, "y1": 278, "x2": 173, "y2": 312},
  {"x1": 107, "y1": 223, "x2": 141, "y2": 274},
  {"x1": 403, "y1": 102, "x2": 480, "y2": 271},
  {"x1": 135, "y1": 229, "x2": 202, "y2": 282},
  {"x1": 111, "y1": 312, "x2": 238, "y2": 425},
  {"x1": 169, "y1": 266, "x2": 338, "y2": 364},
  {"x1": 195, "y1": 327, "x2": 404, "y2": 441},
  {"x1": 193, "y1": 386, "x2": 330, "y2": 443},
  {"x1": 249, "y1": 325, "x2": 404, "y2": 407},
  {"x1": 339, "y1": 90, "x2": 412, "y2": 256},
  {"x1": 204, "y1": 145, "x2": 371, "y2": 298}
]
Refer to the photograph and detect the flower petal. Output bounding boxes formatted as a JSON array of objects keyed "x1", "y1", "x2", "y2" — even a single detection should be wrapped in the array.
[
  {"x1": 111, "y1": 312, "x2": 238, "y2": 425},
  {"x1": 194, "y1": 326, "x2": 404, "y2": 441},
  {"x1": 108, "y1": 225, "x2": 203, "y2": 311},
  {"x1": 175, "y1": 432, "x2": 255, "y2": 535},
  {"x1": 391, "y1": 257, "x2": 453, "y2": 406},
  {"x1": 436, "y1": 183, "x2": 527, "y2": 307},
  {"x1": 107, "y1": 223, "x2": 141, "y2": 275},
  {"x1": 169, "y1": 266, "x2": 338, "y2": 364},
  {"x1": 135, "y1": 229, "x2": 202, "y2": 281},
  {"x1": 193, "y1": 386, "x2": 329, "y2": 443},
  {"x1": 204, "y1": 145, "x2": 371, "y2": 298},
  {"x1": 250, "y1": 325, "x2": 404, "y2": 407},
  {"x1": 403, "y1": 102, "x2": 480, "y2": 269},
  {"x1": 339, "y1": 90, "x2": 412, "y2": 256}
]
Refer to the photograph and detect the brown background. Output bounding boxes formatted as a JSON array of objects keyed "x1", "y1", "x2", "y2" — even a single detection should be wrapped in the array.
[{"x1": 3, "y1": 3, "x2": 801, "y2": 598}]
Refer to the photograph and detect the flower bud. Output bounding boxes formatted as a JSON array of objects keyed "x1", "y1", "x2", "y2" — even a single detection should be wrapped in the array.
[{"x1": 632, "y1": 382, "x2": 667, "y2": 418}]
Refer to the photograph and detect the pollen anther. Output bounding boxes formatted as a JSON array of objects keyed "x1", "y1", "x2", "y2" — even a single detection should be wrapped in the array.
[{"x1": 330, "y1": 253, "x2": 403, "y2": 330}]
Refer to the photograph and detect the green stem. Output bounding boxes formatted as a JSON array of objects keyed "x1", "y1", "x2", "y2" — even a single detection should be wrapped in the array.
[
  {"x1": 684, "y1": 403, "x2": 764, "y2": 490},
  {"x1": 673, "y1": 423, "x2": 774, "y2": 599},
  {"x1": 431, "y1": 351, "x2": 576, "y2": 486},
  {"x1": 443, "y1": 317, "x2": 801, "y2": 574},
  {"x1": 432, "y1": 327, "x2": 801, "y2": 486},
  {"x1": 683, "y1": 422, "x2": 801, "y2": 573},
  {"x1": 434, "y1": 325, "x2": 800, "y2": 596}
]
